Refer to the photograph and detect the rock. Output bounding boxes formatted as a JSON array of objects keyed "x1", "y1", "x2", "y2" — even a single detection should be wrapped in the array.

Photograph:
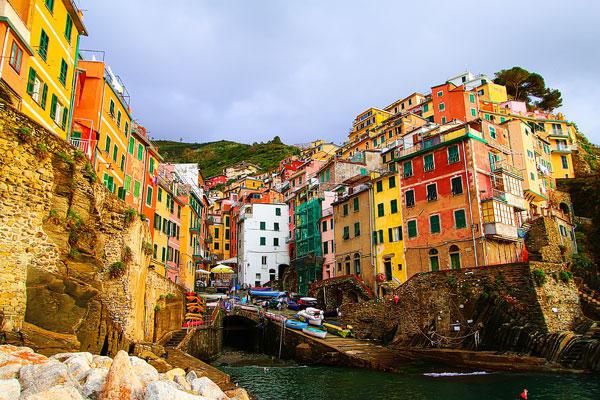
[
  {"x1": 0, "y1": 344, "x2": 47, "y2": 379},
  {"x1": 19, "y1": 359, "x2": 81, "y2": 398},
  {"x1": 137, "y1": 351, "x2": 158, "y2": 361},
  {"x1": 129, "y1": 356, "x2": 159, "y2": 386},
  {"x1": 147, "y1": 358, "x2": 171, "y2": 373},
  {"x1": 185, "y1": 370, "x2": 198, "y2": 385},
  {"x1": 164, "y1": 368, "x2": 186, "y2": 381},
  {"x1": 143, "y1": 381, "x2": 210, "y2": 400},
  {"x1": 51, "y1": 352, "x2": 93, "y2": 364},
  {"x1": 92, "y1": 355, "x2": 113, "y2": 369},
  {"x1": 0, "y1": 378, "x2": 21, "y2": 400},
  {"x1": 225, "y1": 388, "x2": 251, "y2": 400},
  {"x1": 174, "y1": 374, "x2": 192, "y2": 391},
  {"x1": 24, "y1": 384, "x2": 85, "y2": 400},
  {"x1": 98, "y1": 350, "x2": 143, "y2": 400},
  {"x1": 64, "y1": 353, "x2": 92, "y2": 383},
  {"x1": 0, "y1": 364, "x2": 21, "y2": 379},
  {"x1": 82, "y1": 368, "x2": 108, "y2": 399},
  {"x1": 190, "y1": 377, "x2": 228, "y2": 400}
]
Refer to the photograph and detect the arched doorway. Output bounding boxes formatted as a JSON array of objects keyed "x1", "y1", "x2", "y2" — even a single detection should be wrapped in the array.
[
  {"x1": 449, "y1": 245, "x2": 461, "y2": 270},
  {"x1": 429, "y1": 249, "x2": 439, "y2": 271}
]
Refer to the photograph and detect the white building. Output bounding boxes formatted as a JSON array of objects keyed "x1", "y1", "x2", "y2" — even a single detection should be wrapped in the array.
[
  {"x1": 237, "y1": 203, "x2": 290, "y2": 287},
  {"x1": 447, "y1": 71, "x2": 491, "y2": 90}
]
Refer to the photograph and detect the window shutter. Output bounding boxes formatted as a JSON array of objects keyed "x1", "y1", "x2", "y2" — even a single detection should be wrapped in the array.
[
  {"x1": 388, "y1": 228, "x2": 393, "y2": 242},
  {"x1": 61, "y1": 106, "x2": 68, "y2": 129},
  {"x1": 27, "y1": 68, "x2": 36, "y2": 94},
  {"x1": 40, "y1": 84, "x2": 48, "y2": 109},
  {"x1": 50, "y1": 94, "x2": 57, "y2": 119}
]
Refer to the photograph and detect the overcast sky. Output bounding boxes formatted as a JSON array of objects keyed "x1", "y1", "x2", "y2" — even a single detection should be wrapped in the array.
[{"x1": 78, "y1": 0, "x2": 600, "y2": 145}]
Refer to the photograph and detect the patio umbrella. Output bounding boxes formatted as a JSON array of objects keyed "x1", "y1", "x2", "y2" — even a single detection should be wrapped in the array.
[
  {"x1": 211, "y1": 265, "x2": 234, "y2": 274},
  {"x1": 196, "y1": 268, "x2": 211, "y2": 274}
]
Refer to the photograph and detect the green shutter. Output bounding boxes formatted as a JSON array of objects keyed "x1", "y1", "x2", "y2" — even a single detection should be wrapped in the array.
[
  {"x1": 146, "y1": 186, "x2": 153, "y2": 205},
  {"x1": 27, "y1": 68, "x2": 36, "y2": 94},
  {"x1": 40, "y1": 84, "x2": 48, "y2": 110},
  {"x1": 125, "y1": 175, "x2": 131, "y2": 191},
  {"x1": 378, "y1": 230, "x2": 383, "y2": 243},
  {"x1": 430, "y1": 215, "x2": 440, "y2": 233},
  {"x1": 61, "y1": 106, "x2": 68, "y2": 129},
  {"x1": 113, "y1": 145, "x2": 118, "y2": 162},
  {"x1": 390, "y1": 199, "x2": 398, "y2": 213},
  {"x1": 377, "y1": 203, "x2": 384, "y2": 217},
  {"x1": 353, "y1": 197, "x2": 359, "y2": 211},
  {"x1": 65, "y1": 14, "x2": 73, "y2": 41},
  {"x1": 149, "y1": 158, "x2": 155, "y2": 173},
  {"x1": 408, "y1": 220, "x2": 417, "y2": 238},
  {"x1": 105, "y1": 136, "x2": 111, "y2": 153},
  {"x1": 59, "y1": 59, "x2": 67, "y2": 85},
  {"x1": 388, "y1": 228, "x2": 393, "y2": 242},
  {"x1": 49, "y1": 94, "x2": 57, "y2": 119},
  {"x1": 128, "y1": 138, "x2": 135, "y2": 154},
  {"x1": 137, "y1": 144, "x2": 143, "y2": 161},
  {"x1": 455, "y1": 210, "x2": 466, "y2": 229},
  {"x1": 134, "y1": 181, "x2": 141, "y2": 197}
]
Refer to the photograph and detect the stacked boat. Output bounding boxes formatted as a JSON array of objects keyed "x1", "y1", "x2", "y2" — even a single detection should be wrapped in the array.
[{"x1": 183, "y1": 292, "x2": 206, "y2": 328}]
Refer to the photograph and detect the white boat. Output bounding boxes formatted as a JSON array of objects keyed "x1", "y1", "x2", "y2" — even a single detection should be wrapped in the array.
[
  {"x1": 297, "y1": 309, "x2": 323, "y2": 326},
  {"x1": 302, "y1": 326, "x2": 327, "y2": 339}
]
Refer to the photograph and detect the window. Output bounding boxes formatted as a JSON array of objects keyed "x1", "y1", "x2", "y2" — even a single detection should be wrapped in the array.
[
  {"x1": 429, "y1": 249, "x2": 439, "y2": 272},
  {"x1": 390, "y1": 199, "x2": 398, "y2": 214},
  {"x1": 112, "y1": 144, "x2": 118, "y2": 162},
  {"x1": 403, "y1": 161, "x2": 413, "y2": 178},
  {"x1": 157, "y1": 188, "x2": 162, "y2": 202},
  {"x1": 260, "y1": 237, "x2": 266, "y2": 246},
  {"x1": 125, "y1": 175, "x2": 132, "y2": 192},
  {"x1": 388, "y1": 176, "x2": 396, "y2": 188},
  {"x1": 275, "y1": 207, "x2": 281, "y2": 216},
  {"x1": 38, "y1": 30, "x2": 49, "y2": 60},
  {"x1": 322, "y1": 221, "x2": 327, "y2": 232},
  {"x1": 59, "y1": 59, "x2": 68, "y2": 86},
  {"x1": 561, "y1": 156, "x2": 568, "y2": 169},
  {"x1": 426, "y1": 183, "x2": 437, "y2": 201},
  {"x1": 225, "y1": 229, "x2": 230, "y2": 240},
  {"x1": 354, "y1": 253, "x2": 361, "y2": 275},
  {"x1": 376, "y1": 181, "x2": 383, "y2": 192},
  {"x1": 469, "y1": 94, "x2": 475, "y2": 103},
  {"x1": 214, "y1": 242, "x2": 220, "y2": 250},
  {"x1": 343, "y1": 226, "x2": 350, "y2": 240},
  {"x1": 50, "y1": 95, "x2": 67, "y2": 129},
  {"x1": 9, "y1": 41, "x2": 23, "y2": 74},
  {"x1": 450, "y1": 245, "x2": 461, "y2": 270},
  {"x1": 439, "y1": 102, "x2": 445, "y2": 111},
  {"x1": 109, "y1": 100, "x2": 115, "y2": 117},
  {"x1": 104, "y1": 136, "x2": 111, "y2": 153},
  {"x1": 161, "y1": 247, "x2": 166, "y2": 262},
  {"x1": 134, "y1": 181, "x2": 141, "y2": 198},
  {"x1": 423, "y1": 103, "x2": 429, "y2": 112},
  {"x1": 343, "y1": 204, "x2": 349, "y2": 216},
  {"x1": 448, "y1": 145, "x2": 459, "y2": 164},
  {"x1": 377, "y1": 203, "x2": 384, "y2": 217},
  {"x1": 274, "y1": 222, "x2": 280, "y2": 231},
  {"x1": 424, "y1": 154, "x2": 434, "y2": 172},
  {"x1": 353, "y1": 197, "x2": 359, "y2": 212},
  {"x1": 451, "y1": 176, "x2": 463, "y2": 195},
  {"x1": 214, "y1": 228, "x2": 220, "y2": 239},
  {"x1": 262, "y1": 256, "x2": 267, "y2": 265},
  {"x1": 146, "y1": 186, "x2": 153, "y2": 206},
  {"x1": 489, "y1": 126, "x2": 496, "y2": 139},
  {"x1": 128, "y1": 138, "x2": 135, "y2": 154},
  {"x1": 405, "y1": 189, "x2": 415, "y2": 207},
  {"x1": 454, "y1": 209, "x2": 467, "y2": 229},
  {"x1": 65, "y1": 14, "x2": 73, "y2": 42},
  {"x1": 437, "y1": 90, "x2": 443, "y2": 97},
  {"x1": 149, "y1": 157, "x2": 155, "y2": 174},
  {"x1": 273, "y1": 238, "x2": 279, "y2": 246},
  {"x1": 27, "y1": 68, "x2": 48, "y2": 108},
  {"x1": 45, "y1": 0, "x2": 54, "y2": 12},
  {"x1": 225, "y1": 243, "x2": 230, "y2": 250},
  {"x1": 407, "y1": 220, "x2": 417, "y2": 238},
  {"x1": 117, "y1": 111, "x2": 122, "y2": 128},
  {"x1": 137, "y1": 144, "x2": 144, "y2": 161},
  {"x1": 441, "y1": 116, "x2": 446, "y2": 124},
  {"x1": 124, "y1": 121, "x2": 129, "y2": 136},
  {"x1": 378, "y1": 229, "x2": 384, "y2": 244},
  {"x1": 354, "y1": 222, "x2": 360, "y2": 237},
  {"x1": 120, "y1": 155, "x2": 125, "y2": 171},
  {"x1": 429, "y1": 214, "x2": 441, "y2": 233},
  {"x1": 260, "y1": 221, "x2": 266, "y2": 230}
]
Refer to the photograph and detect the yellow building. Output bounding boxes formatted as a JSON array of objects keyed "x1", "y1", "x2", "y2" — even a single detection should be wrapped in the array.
[
  {"x1": 209, "y1": 217, "x2": 224, "y2": 260},
  {"x1": 371, "y1": 172, "x2": 406, "y2": 289},
  {"x1": 150, "y1": 181, "x2": 172, "y2": 277},
  {"x1": 21, "y1": 0, "x2": 86, "y2": 138},
  {"x1": 178, "y1": 191, "x2": 203, "y2": 290},
  {"x1": 542, "y1": 119, "x2": 576, "y2": 179},
  {"x1": 384, "y1": 92, "x2": 427, "y2": 115},
  {"x1": 348, "y1": 107, "x2": 392, "y2": 142},
  {"x1": 475, "y1": 82, "x2": 508, "y2": 103},
  {"x1": 300, "y1": 140, "x2": 339, "y2": 161}
]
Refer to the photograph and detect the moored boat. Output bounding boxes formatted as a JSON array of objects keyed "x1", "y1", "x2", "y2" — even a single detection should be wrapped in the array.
[
  {"x1": 323, "y1": 322, "x2": 351, "y2": 338},
  {"x1": 302, "y1": 326, "x2": 327, "y2": 339},
  {"x1": 249, "y1": 290, "x2": 284, "y2": 298},
  {"x1": 285, "y1": 319, "x2": 308, "y2": 330}
]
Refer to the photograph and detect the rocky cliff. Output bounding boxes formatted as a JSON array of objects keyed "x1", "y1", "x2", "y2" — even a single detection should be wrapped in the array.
[{"x1": 0, "y1": 105, "x2": 183, "y2": 356}]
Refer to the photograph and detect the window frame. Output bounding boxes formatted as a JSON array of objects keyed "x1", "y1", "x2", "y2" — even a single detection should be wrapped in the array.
[
  {"x1": 429, "y1": 214, "x2": 441, "y2": 234},
  {"x1": 407, "y1": 219, "x2": 418, "y2": 238}
]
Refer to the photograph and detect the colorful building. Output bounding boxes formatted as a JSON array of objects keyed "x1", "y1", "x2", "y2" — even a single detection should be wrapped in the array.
[
  {"x1": 348, "y1": 107, "x2": 392, "y2": 142},
  {"x1": 12, "y1": 0, "x2": 87, "y2": 138},
  {"x1": 431, "y1": 82, "x2": 479, "y2": 125}
]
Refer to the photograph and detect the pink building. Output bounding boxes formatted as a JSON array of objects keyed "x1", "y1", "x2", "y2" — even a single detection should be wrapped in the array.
[{"x1": 320, "y1": 191, "x2": 336, "y2": 279}]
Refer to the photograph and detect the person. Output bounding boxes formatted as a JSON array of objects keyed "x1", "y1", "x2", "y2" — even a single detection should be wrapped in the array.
[
  {"x1": 393, "y1": 294, "x2": 400, "y2": 305},
  {"x1": 519, "y1": 388, "x2": 528, "y2": 400}
]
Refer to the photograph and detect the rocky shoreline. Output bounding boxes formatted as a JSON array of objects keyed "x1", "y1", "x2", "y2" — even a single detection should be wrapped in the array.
[{"x1": 0, "y1": 345, "x2": 250, "y2": 400}]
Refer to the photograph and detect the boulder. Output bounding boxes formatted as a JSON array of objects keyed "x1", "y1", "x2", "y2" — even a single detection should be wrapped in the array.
[
  {"x1": 174, "y1": 374, "x2": 192, "y2": 391},
  {"x1": 92, "y1": 355, "x2": 113, "y2": 369},
  {"x1": 185, "y1": 370, "x2": 198, "y2": 385},
  {"x1": 24, "y1": 384, "x2": 85, "y2": 400},
  {"x1": 190, "y1": 377, "x2": 228, "y2": 400},
  {"x1": 51, "y1": 352, "x2": 93, "y2": 364},
  {"x1": 98, "y1": 350, "x2": 143, "y2": 400},
  {"x1": 0, "y1": 378, "x2": 21, "y2": 400},
  {"x1": 0, "y1": 344, "x2": 48, "y2": 379},
  {"x1": 0, "y1": 364, "x2": 21, "y2": 379},
  {"x1": 143, "y1": 381, "x2": 210, "y2": 400},
  {"x1": 147, "y1": 358, "x2": 171, "y2": 373},
  {"x1": 129, "y1": 356, "x2": 159, "y2": 386},
  {"x1": 225, "y1": 388, "x2": 251, "y2": 400},
  {"x1": 82, "y1": 368, "x2": 108, "y2": 399},
  {"x1": 64, "y1": 353, "x2": 92, "y2": 383},
  {"x1": 19, "y1": 359, "x2": 81, "y2": 398},
  {"x1": 137, "y1": 351, "x2": 158, "y2": 361},
  {"x1": 164, "y1": 368, "x2": 186, "y2": 381}
]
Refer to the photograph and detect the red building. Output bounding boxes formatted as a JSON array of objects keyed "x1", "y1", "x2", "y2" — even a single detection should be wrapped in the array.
[
  {"x1": 395, "y1": 120, "x2": 526, "y2": 278},
  {"x1": 206, "y1": 175, "x2": 227, "y2": 188},
  {"x1": 431, "y1": 82, "x2": 479, "y2": 125}
]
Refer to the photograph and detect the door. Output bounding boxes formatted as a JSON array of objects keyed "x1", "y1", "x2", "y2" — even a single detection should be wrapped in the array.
[
  {"x1": 430, "y1": 256, "x2": 439, "y2": 272},
  {"x1": 450, "y1": 253, "x2": 461, "y2": 270},
  {"x1": 384, "y1": 260, "x2": 393, "y2": 281}
]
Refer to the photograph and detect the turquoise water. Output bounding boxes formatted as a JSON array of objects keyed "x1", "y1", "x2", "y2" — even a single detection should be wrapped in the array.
[{"x1": 218, "y1": 359, "x2": 600, "y2": 400}]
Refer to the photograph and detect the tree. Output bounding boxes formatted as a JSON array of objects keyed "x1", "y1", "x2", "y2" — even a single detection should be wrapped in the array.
[
  {"x1": 493, "y1": 67, "x2": 562, "y2": 112},
  {"x1": 271, "y1": 135, "x2": 283, "y2": 145}
]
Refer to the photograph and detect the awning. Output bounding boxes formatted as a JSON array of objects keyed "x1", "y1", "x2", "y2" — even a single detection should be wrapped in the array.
[
  {"x1": 220, "y1": 257, "x2": 238, "y2": 265},
  {"x1": 196, "y1": 268, "x2": 211, "y2": 275}
]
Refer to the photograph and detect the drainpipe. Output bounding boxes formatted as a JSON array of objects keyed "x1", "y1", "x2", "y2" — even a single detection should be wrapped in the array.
[
  {"x1": 368, "y1": 184, "x2": 377, "y2": 296},
  {"x1": 67, "y1": 34, "x2": 81, "y2": 140},
  {"x1": 0, "y1": 26, "x2": 11, "y2": 80},
  {"x1": 463, "y1": 140, "x2": 479, "y2": 268}
]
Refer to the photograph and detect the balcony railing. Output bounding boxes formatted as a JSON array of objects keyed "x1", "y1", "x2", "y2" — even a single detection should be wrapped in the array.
[
  {"x1": 70, "y1": 138, "x2": 95, "y2": 161},
  {"x1": 553, "y1": 144, "x2": 572, "y2": 153},
  {"x1": 492, "y1": 161, "x2": 523, "y2": 179}
]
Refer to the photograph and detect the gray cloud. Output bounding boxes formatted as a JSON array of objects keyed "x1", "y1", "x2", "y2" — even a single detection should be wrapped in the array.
[{"x1": 78, "y1": 0, "x2": 600, "y2": 144}]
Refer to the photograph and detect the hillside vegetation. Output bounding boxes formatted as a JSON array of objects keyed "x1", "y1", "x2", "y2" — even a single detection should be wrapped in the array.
[{"x1": 155, "y1": 137, "x2": 300, "y2": 177}]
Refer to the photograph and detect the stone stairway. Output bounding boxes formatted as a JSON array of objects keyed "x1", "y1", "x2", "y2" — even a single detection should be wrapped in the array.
[
  {"x1": 578, "y1": 284, "x2": 600, "y2": 318},
  {"x1": 164, "y1": 330, "x2": 188, "y2": 349}
]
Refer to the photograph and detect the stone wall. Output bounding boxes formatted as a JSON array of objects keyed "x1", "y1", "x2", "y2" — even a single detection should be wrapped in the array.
[
  {"x1": 145, "y1": 270, "x2": 185, "y2": 342},
  {"x1": 526, "y1": 217, "x2": 565, "y2": 263},
  {"x1": 0, "y1": 104, "x2": 183, "y2": 355}
]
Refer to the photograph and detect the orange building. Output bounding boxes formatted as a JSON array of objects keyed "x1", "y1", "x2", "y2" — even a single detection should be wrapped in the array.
[{"x1": 431, "y1": 82, "x2": 479, "y2": 125}]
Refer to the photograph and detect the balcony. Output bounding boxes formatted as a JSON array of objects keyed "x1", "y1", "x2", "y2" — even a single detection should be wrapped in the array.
[
  {"x1": 189, "y1": 226, "x2": 200, "y2": 233},
  {"x1": 70, "y1": 138, "x2": 95, "y2": 161},
  {"x1": 547, "y1": 130, "x2": 570, "y2": 139},
  {"x1": 484, "y1": 222, "x2": 519, "y2": 241},
  {"x1": 552, "y1": 144, "x2": 573, "y2": 154},
  {"x1": 492, "y1": 161, "x2": 523, "y2": 179}
]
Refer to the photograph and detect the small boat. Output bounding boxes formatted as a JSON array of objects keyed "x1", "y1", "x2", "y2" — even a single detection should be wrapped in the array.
[
  {"x1": 285, "y1": 320, "x2": 308, "y2": 330},
  {"x1": 297, "y1": 309, "x2": 323, "y2": 326},
  {"x1": 250, "y1": 287, "x2": 271, "y2": 291},
  {"x1": 302, "y1": 326, "x2": 327, "y2": 339},
  {"x1": 323, "y1": 322, "x2": 351, "y2": 338},
  {"x1": 199, "y1": 293, "x2": 227, "y2": 300},
  {"x1": 249, "y1": 290, "x2": 284, "y2": 298}
]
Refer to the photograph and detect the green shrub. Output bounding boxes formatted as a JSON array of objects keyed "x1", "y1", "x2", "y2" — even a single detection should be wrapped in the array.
[
  {"x1": 123, "y1": 245, "x2": 133, "y2": 263},
  {"x1": 15, "y1": 127, "x2": 33, "y2": 143},
  {"x1": 446, "y1": 275, "x2": 457, "y2": 287},
  {"x1": 67, "y1": 210, "x2": 82, "y2": 229},
  {"x1": 73, "y1": 149, "x2": 85, "y2": 160},
  {"x1": 35, "y1": 143, "x2": 48, "y2": 158},
  {"x1": 154, "y1": 305, "x2": 161, "y2": 312},
  {"x1": 166, "y1": 293, "x2": 175, "y2": 300},
  {"x1": 481, "y1": 291, "x2": 490, "y2": 301},
  {"x1": 108, "y1": 261, "x2": 125, "y2": 279},
  {"x1": 57, "y1": 151, "x2": 74, "y2": 165},
  {"x1": 46, "y1": 209, "x2": 61, "y2": 224},
  {"x1": 124, "y1": 208, "x2": 137, "y2": 225},
  {"x1": 84, "y1": 161, "x2": 98, "y2": 183},
  {"x1": 572, "y1": 253, "x2": 593, "y2": 273},
  {"x1": 532, "y1": 268, "x2": 546, "y2": 286},
  {"x1": 142, "y1": 242, "x2": 153, "y2": 255},
  {"x1": 559, "y1": 270, "x2": 573, "y2": 283},
  {"x1": 68, "y1": 248, "x2": 80, "y2": 259}
]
